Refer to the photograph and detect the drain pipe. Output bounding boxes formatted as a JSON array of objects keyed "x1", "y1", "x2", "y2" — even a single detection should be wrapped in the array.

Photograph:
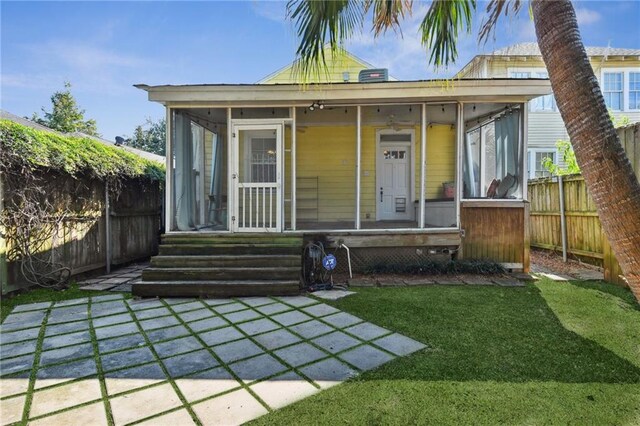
[
  {"x1": 558, "y1": 175, "x2": 567, "y2": 262},
  {"x1": 105, "y1": 181, "x2": 111, "y2": 274},
  {"x1": 339, "y1": 243, "x2": 353, "y2": 279}
]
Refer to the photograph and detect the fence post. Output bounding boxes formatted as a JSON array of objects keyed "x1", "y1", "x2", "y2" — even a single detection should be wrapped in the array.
[
  {"x1": 105, "y1": 181, "x2": 111, "y2": 274},
  {"x1": 558, "y1": 175, "x2": 567, "y2": 262}
]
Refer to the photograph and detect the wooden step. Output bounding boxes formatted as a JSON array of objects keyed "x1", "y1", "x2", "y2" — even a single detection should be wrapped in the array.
[
  {"x1": 132, "y1": 280, "x2": 300, "y2": 298},
  {"x1": 150, "y1": 255, "x2": 301, "y2": 268},
  {"x1": 159, "y1": 244, "x2": 301, "y2": 256},
  {"x1": 161, "y1": 235, "x2": 303, "y2": 245},
  {"x1": 142, "y1": 267, "x2": 300, "y2": 282}
]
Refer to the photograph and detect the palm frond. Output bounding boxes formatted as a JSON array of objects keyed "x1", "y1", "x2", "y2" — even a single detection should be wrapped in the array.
[
  {"x1": 479, "y1": 0, "x2": 524, "y2": 45},
  {"x1": 367, "y1": 0, "x2": 413, "y2": 36},
  {"x1": 420, "y1": 0, "x2": 476, "y2": 67},
  {"x1": 287, "y1": 0, "x2": 365, "y2": 82}
]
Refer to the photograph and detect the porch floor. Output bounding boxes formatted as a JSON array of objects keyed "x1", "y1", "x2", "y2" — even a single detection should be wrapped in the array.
[{"x1": 192, "y1": 221, "x2": 453, "y2": 232}]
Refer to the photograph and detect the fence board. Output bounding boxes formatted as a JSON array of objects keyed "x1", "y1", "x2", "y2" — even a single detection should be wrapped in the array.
[
  {"x1": 2, "y1": 173, "x2": 161, "y2": 294},
  {"x1": 528, "y1": 123, "x2": 639, "y2": 287}
]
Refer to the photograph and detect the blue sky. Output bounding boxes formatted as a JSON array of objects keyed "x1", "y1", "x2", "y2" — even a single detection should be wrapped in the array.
[{"x1": 2, "y1": 1, "x2": 639, "y2": 141}]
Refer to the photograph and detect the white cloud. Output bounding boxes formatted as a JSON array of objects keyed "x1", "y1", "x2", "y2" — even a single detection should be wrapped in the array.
[
  {"x1": 251, "y1": 1, "x2": 288, "y2": 23},
  {"x1": 575, "y1": 7, "x2": 601, "y2": 25},
  {"x1": 5, "y1": 40, "x2": 161, "y2": 95}
]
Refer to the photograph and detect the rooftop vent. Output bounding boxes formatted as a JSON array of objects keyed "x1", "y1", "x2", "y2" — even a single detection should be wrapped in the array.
[{"x1": 358, "y1": 68, "x2": 389, "y2": 83}]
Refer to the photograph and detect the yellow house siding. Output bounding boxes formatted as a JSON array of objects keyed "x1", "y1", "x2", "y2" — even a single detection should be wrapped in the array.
[
  {"x1": 293, "y1": 124, "x2": 456, "y2": 222},
  {"x1": 425, "y1": 125, "x2": 456, "y2": 199},
  {"x1": 260, "y1": 48, "x2": 373, "y2": 84},
  {"x1": 295, "y1": 126, "x2": 357, "y2": 221}
]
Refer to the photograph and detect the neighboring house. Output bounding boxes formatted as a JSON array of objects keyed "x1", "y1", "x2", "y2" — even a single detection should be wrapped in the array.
[
  {"x1": 455, "y1": 43, "x2": 640, "y2": 178},
  {"x1": 0, "y1": 109, "x2": 165, "y2": 164},
  {"x1": 135, "y1": 61, "x2": 551, "y2": 296}
]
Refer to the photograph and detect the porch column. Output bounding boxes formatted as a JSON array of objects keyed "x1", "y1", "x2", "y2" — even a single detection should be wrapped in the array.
[
  {"x1": 165, "y1": 107, "x2": 172, "y2": 232},
  {"x1": 521, "y1": 102, "x2": 528, "y2": 200},
  {"x1": 356, "y1": 105, "x2": 362, "y2": 229},
  {"x1": 291, "y1": 107, "x2": 297, "y2": 230},
  {"x1": 455, "y1": 103, "x2": 464, "y2": 228},
  {"x1": 227, "y1": 107, "x2": 233, "y2": 231},
  {"x1": 419, "y1": 103, "x2": 426, "y2": 228}
]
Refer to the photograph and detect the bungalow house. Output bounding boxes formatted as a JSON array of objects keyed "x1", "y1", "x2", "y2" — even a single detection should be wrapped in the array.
[
  {"x1": 455, "y1": 43, "x2": 640, "y2": 178},
  {"x1": 133, "y1": 51, "x2": 551, "y2": 297}
]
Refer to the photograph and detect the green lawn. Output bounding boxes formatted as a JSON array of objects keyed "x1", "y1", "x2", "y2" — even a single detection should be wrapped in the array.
[{"x1": 251, "y1": 279, "x2": 640, "y2": 425}]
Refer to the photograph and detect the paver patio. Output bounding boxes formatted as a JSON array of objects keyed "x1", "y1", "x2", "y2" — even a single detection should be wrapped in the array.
[{"x1": 0, "y1": 294, "x2": 426, "y2": 425}]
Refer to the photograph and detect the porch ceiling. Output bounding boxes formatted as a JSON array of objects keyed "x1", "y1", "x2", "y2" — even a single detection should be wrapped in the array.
[{"x1": 135, "y1": 79, "x2": 551, "y2": 107}]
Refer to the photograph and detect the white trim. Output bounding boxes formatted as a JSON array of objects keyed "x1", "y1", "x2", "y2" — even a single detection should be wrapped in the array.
[
  {"x1": 291, "y1": 107, "x2": 297, "y2": 231},
  {"x1": 455, "y1": 103, "x2": 463, "y2": 228},
  {"x1": 600, "y1": 67, "x2": 640, "y2": 112},
  {"x1": 375, "y1": 128, "x2": 416, "y2": 222},
  {"x1": 521, "y1": 102, "x2": 528, "y2": 201},
  {"x1": 165, "y1": 107, "x2": 172, "y2": 232},
  {"x1": 419, "y1": 103, "x2": 426, "y2": 228},
  {"x1": 226, "y1": 108, "x2": 233, "y2": 231},
  {"x1": 141, "y1": 80, "x2": 553, "y2": 105},
  {"x1": 356, "y1": 106, "x2": 362, "y2": 230}
]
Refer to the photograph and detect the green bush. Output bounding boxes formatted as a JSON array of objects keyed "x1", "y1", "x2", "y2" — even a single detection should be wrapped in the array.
[
  {"x1": 0, "y1": 119, "x2": 164, "y2": 181},
  {"x1": 364, "y1": 259, "x2": 505, "y2": 275}
]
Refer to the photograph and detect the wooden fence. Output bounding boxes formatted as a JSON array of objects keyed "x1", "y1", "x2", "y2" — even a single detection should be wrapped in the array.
[
  {"x1": 528, "y1": 122, "x2": 639, "y2": 286},
  {"x1": 1, "y1": 172, "x2": 162, "y2": 294}
]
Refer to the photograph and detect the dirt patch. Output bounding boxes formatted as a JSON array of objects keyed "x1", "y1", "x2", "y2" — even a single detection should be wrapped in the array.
[{"x1": 531, "y1": 249, "x2": 604, "y2": 280}]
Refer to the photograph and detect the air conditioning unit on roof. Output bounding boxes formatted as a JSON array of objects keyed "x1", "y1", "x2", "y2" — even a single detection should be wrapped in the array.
[{"x1": 358, "y1": 68, "x2": 389, "y2": 83}]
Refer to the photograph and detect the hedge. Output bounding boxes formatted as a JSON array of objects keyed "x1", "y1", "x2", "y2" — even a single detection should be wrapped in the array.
[{"x1": 0, "y1": 119, "x2": 164, "y2": 181}]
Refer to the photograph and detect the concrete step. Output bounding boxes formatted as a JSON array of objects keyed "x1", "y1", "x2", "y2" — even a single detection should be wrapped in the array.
[
  {"x1": 142, "y1": 267, "x2": 300, "y2": 282},
  {"x1": 132, "y1": 280, "x2": 300, "y2": 298},
  {"x1": 150, "y1": 255, "x2": 301, "y2": 268},
  {"x1": 159, "y1": 244, "x2": 302, "y2": 256}
]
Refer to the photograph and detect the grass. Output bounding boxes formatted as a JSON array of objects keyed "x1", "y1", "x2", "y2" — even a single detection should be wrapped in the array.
[
  {"x1": 0, "y1": 283, "x2": 128, "y2": 323},
  {"x1": 251, "y1": 279, "x2": 640, "y2": 425}
]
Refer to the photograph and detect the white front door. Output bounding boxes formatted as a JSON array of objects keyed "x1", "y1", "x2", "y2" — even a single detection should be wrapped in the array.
[
  {"x1": 232, "y1": 124, "x2": 283, "y2": 232},
  {"x1": 376, "y1": 130, "x2": 414, "y2": 221}
]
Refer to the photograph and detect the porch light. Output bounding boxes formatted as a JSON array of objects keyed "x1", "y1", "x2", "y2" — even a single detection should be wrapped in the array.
[{"x1": 309, "y1": 101, "x2": 324, "y2": 111}]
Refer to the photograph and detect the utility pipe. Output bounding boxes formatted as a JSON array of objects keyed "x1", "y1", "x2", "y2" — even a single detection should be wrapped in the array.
[
  {"x1": 558, "y1": 175, "x2": 567, "y2": 262},
  {"x1": 339, "y1": 243, "x2": 353, "y2": 279}
]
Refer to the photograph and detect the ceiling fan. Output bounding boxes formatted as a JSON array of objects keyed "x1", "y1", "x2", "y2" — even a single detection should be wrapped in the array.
[{"x1": 386, "y1": 114, "x2": 414, "y2": 130}]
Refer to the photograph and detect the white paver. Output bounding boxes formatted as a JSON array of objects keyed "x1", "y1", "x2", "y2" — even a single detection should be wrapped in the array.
[
  {"x1": 191, "y1": 388, "x2": 268, "y2": 426},
  {"x1": 109, "y1": 383, "x2": 182, "y2": 426},
  {"x1": 30, "y1": 401, "x2": 108, "y2": 426},
  {"x1": 250, "y1": 371, "x2": 319, "y2": 409},
  {"x1": 137, "y1": 409, "x2": 197, "y2": 425},
  {"x1": 0, "y1": 394, "x2": 25, "y2": 425},
  {"x1": 175, "y1": 367, "x2": 240, "y2": 403},
  {"x1": 30, "y1": 379, "x2": 102, "y2": 418}
]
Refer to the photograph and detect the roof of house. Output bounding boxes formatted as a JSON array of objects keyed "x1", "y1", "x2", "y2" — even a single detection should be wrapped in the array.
[
  {"x1": 136, "y1": 78, "x2": 552, "y2": 106},
  {"x1": 490, "y1": 42, "x2": 640, "y2": 57},
  {"x1": 257, "y1": 45, "x2": 396, "y2": 84},
  {"x1": 455, "y1": 42, "x2": 640, "y2": 78},
  {"x1": 1, "y1": 109, "x2": 165, "y2": 164}
]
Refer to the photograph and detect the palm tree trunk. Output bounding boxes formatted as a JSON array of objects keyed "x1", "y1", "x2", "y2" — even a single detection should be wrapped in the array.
[{"x1": 532, "y1": 0, "x2": 640, "y2": 301}]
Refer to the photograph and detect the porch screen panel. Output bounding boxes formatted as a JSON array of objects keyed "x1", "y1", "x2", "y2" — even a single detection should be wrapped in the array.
[
  {"x1": 463, "y1": 104, "x2": 523, "y2": 199},
  {"x1": 294, "y1": 107, "x2": 356, "y2": 230}
]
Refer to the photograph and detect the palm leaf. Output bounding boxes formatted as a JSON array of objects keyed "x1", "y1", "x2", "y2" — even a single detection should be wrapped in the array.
[
  {"x1": 420, "y1": 0, "x2": 476, "y2": 67},
  {"x1": 287, "y1": 0, "x2": 365, "y2": 82},
  {"x1": 479, "y1": 0, "x2": 524, "y2": 45}
]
